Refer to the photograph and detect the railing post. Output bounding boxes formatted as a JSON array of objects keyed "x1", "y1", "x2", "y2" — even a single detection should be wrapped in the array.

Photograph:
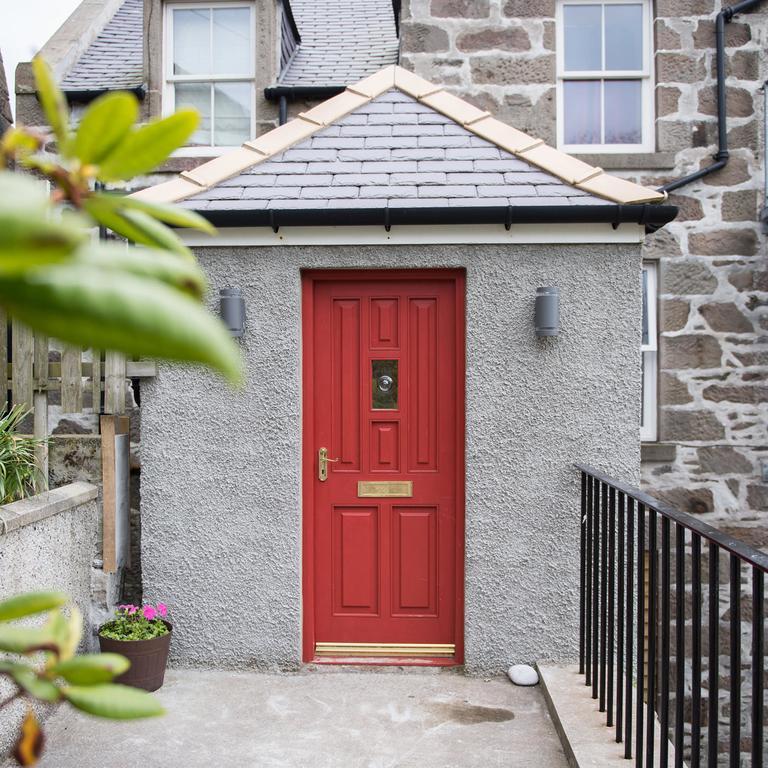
[
  {"x1": 607, "y1": 485, "x2": 616, "y2": 727},
  {"x1": 659, "y1": 516, "x2": 670, "y2": 768},
  {"x1": 675, "y1": 524, "x2": 685, "y2": 768},
  {"x1": 624, "y1": 496, "x2": 635, "y2": 760},
  {"x1": 585, "y1": 475, "x2": 593, "y2": 687},
  {"x1": 580, "y1": 471, "x2": 587, "y2": 676},
  {"x1": 616, "y1": 490, "x2": 625, "y2": 744},
  {"x1": 600, "y1": 481, "x2": 608, "y2": 712},
  {"x1": 752, "y1": 566, "x2": 764, "y2": 768},
  {"x1": 645, "y1": 508, "x2": 657, "y2": 768},
  {"x1": 707, "y1": 544, "x2": 720, "y2": 768},
  {"x1": 592, "y1": 478, "x2": 600, "y2": 699},
  {"x1": 729, "y1": 555, "x2": 740, "y2": 768},
  {"x1": 690, "y1": 534, "x2": 702, "y2": 768},
  {"x1": 636, "y1": 502, "x2": 645, "y2": 768}
]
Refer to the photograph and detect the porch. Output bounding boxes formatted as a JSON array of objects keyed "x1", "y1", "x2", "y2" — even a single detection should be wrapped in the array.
[{"x1": 12, "y1": 669, "x2": 568, "y2": 768}]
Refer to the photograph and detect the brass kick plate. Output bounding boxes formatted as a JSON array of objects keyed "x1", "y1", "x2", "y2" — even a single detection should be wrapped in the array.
[
  {"x1": 357, "y1": 481, "x2": 413, "y2": 498},
  {"x1": 316, "y1": 642, "x2": 455, "y2": 657}
]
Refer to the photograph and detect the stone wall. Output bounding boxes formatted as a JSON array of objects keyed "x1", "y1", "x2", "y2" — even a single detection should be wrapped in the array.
[{"x1": 399, "y1": 0, "x2": 768, "y2": 531}]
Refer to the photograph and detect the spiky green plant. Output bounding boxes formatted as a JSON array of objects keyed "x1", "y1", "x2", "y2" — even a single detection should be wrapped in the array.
[{"x1": 0, "y1": 405, "x2": 46, "y2": 506}]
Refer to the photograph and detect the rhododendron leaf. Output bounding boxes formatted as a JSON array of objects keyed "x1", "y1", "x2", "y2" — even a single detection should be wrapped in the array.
[
  {"x1": 0, "y1": 662, "x2": 61, "y2": 702},
  {"x1": 0, "y1": 625, "x2": 58, "y2": 655},
  {"x1": 32, "y1": 57, "x2": 72, "y2": 157},
  {"x1": 74, "y1": 92, "x2": 139, "y2": 165},
  {"x1": 0, "y1": 591, "x2": 68, "y2": 622},
  {"x1": 63, "y1": 684, "x2": 165, "y2": 719},
  {"x1": 13, "y1": 709, "x2": 44, "y2": 767},
  {"x1": 54, "y1": 653, "x2": 130, "y2": 685}
]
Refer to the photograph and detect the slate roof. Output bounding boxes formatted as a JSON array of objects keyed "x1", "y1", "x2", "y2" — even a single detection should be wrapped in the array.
[
  {"x1": 180, "y1": 89, "x2": 606, "y2": 212},
  {"x1": 133, "y1": 66, "x2": 667, "y2": 211},
  {"x1": 0, "y1": 50, "x2": 12, "y2": 133},
  {"x1": 60, "y1": 0, "x2": 143, "y2": 93},
  {"x1": 278, "y1": 0, "x2": 399, "y2": 87},
  {"x1": 58, "y1": 0, "x2": 398, "y2": 95}
]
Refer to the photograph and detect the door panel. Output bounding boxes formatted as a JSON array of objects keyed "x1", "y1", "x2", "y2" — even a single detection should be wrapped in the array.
[{"x1": 305, "y1": 271, "x2": 464, "y2": 660}]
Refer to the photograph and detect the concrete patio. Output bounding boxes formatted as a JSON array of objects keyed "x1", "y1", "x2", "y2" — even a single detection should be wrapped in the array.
[{"x1": 12, "y1": 668, "x2": 569, "y2": 768}]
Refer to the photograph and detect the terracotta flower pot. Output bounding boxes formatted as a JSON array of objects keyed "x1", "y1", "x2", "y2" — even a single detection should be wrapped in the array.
[{"x1": 98, "y1": 621, "x2": 172, "y2": 692}]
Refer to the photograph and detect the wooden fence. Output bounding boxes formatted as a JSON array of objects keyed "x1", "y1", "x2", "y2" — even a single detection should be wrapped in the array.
[{"x1": 0, "y1": 313, "x2": 156, "y2": 478}]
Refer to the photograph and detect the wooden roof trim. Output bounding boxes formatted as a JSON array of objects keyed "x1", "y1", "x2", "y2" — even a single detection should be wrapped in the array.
[{"x1": 130, "y1": 64, "x2": 666, "y2": 206}]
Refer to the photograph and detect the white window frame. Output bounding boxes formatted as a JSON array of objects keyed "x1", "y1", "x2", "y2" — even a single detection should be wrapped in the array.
[
  {"x1": 163, "y1": 0, "x2": 256, "y2": 156},
  {"x1": 556, "y1": 0, "x2": 655, "y2": 154},
  {"x1": 641, "y1": 261, "x2": 658, "y2": 442}
]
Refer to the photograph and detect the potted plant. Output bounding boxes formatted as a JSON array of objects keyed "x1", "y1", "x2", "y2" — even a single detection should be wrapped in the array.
[{"x1": 98, "y1": 604, "x2": 172, "y2": 692}]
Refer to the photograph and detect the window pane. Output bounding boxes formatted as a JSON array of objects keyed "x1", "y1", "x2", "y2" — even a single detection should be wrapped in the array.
[
  {"x1": 641, "y1": 268, "x2": 649, "y2": 346},
  {"x1": 563, "y1": 80, "x2": 601, "y2": 144},
  {"x1": 175, "y1": 83, "x2": 211, "y2": 145},
  {"x1": 214, "y1": 82, "x2": 251, "y2": 145},
  {"x1": 173, "y1": 9, "x2": 210, "y2": 75},
  {"x1": 563, "y1": 4, "x2": 602, "y2": 71},
  {"x1": 212, "y1": 8, "x2": 252, "y2": 75},
  {"x1": 605, "y1": 4, "x2": 643, "y2": 71},
  {"x1": 604, "y1": 80, "x2": 642, "y2": 144},
  {"x1": 372, "y1": 360, "x2": 398, "y2": 410}
]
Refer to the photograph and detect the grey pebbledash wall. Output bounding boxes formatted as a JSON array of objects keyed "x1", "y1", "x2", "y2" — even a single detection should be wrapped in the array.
[{"x1": 141, "y1": 240, "x2": 642, "y2": 673}]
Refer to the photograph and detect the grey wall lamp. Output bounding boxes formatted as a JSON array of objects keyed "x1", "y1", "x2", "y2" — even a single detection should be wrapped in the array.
[
  {"x1": 220, "y1": 288, "x2": 245, "y2": 337},
  {"x1": 534, "y1": 287, "x2": 560, "y2": 337}
]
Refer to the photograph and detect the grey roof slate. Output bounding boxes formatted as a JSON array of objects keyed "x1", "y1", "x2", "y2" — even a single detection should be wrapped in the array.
[
  {"x1": 181, "y1": 90, "x2": 606, "y2": 212},
  {"x1": 276, "y1": 0, "x2": 399, "y2": 87},
  {"x1": 60, "y1": 0, "x2": 143, "y2": 92},
  {"x1": 0, "y1": 49, "x2": 12, "y2": 133},
  {"x1": 59, "y1": 0, "x2": 398, "y2": 94}
]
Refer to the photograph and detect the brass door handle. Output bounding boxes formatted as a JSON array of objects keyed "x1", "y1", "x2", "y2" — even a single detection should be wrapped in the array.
[{"x1": 318, "y1": 447, "x2": 340, "y2": 481}]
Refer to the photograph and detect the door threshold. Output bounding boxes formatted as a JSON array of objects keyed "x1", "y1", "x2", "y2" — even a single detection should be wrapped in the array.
[
  {"x1": 310, "y1": 655, "x2": 460, "y2": 667},
  {"x1": 312, "y1": 642, "x2": 459, "y2": 667}
]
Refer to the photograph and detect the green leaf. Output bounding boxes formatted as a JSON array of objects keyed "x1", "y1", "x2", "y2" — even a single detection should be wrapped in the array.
[
  {"x1": 32, "y1": 57, "x2": 72, "y2": 156},
  {"x1": 83, "y1": 196, "x2": 194, "y2": 260},
  {"x1": 72, "y1": 241, "x2": 206, "y2": 298},
  {"x1": 0, "y1": 592, "x2": 68, "y2": 622},
  {"x1": 0, "y1": 263, "x2": 242, "y2": 383},
  {"x1": 74, "y1": 92, "x2": 139, "y2": 166},
  {"x1": 0, "y1": 625, "x2": 58, "y2": 655},
  {"x1": 54, "y1": 653, "x2": 130, "y2": 685},
  {"x1": 118, "y1": 197, "x2": 216, "y2": 235},
  {"x1": 0, "y1": 172, "x2": 86, "y2": 274},
  {"x1": 0, "y1": 661, "x2": 61, "y2": 702},
  {"x1": 97, "y1": 110, "x2": 199, "y2": 181},
  {"x1": 63, "y1": 684, "x2": 165, "y2": 719},
  {"x1": 59, "y1": 606, "x2": 82, "y2": 661}
]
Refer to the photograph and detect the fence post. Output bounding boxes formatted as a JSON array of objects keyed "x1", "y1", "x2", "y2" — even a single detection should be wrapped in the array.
[
  {"x1": 33, "y1": 333, "x2": 49, "y2": 486},
  {"x1": 11, "y1": 320, "x2": 33, "y2": 408},
  {"x1": 61, "y1": 344, "x2": 83, "y2": 413},
  {"x1": 104, "y1": 351, "x2": 126, "y2": 414}
]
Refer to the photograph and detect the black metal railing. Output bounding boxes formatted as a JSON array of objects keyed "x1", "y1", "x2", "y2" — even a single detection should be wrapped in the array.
[{"x1": 577, "y1": 464, "x2": 767, "y2": 767}]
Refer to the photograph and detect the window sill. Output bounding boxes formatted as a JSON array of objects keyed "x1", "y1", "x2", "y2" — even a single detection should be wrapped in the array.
[
  {"x1": 640, "y1": 442, "x2": 677, "y2": 463},
  {"x1": 569, "y1": 152, "x2": 677, "y2": 171}
]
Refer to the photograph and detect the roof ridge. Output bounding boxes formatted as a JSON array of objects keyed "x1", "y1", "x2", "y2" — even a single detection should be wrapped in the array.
[{"x1": 131, "y1": 65, "x2": 667, "y2": 207}]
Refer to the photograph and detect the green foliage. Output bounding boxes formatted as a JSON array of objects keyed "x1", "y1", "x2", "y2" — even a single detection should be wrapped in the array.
[
  {"x1": 63, "y1": 684, "x2": 165, "y2": 719},
  {"x1": 0, "y1": 405, "x2": 47, "y2": 505},
  {"x1": 0, "y1": 592, "x2": 68, "y2": 622},
  {"x1": 0, "y1": 57, "x2": 242, "y2": 384},
  {"x1": 53, "y1": 654, "x2": 130, "y2": 685},
  {"x1": 99, "y1": 617, "x2": 169, "y2": 642},
  {"x1": 0, "y1": 593, "x2": 165, "y2": 765}
]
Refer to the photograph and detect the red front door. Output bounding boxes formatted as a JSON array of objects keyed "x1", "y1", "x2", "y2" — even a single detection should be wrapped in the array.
[{"x1": 302, "y1": 270, "x2": 465, "y2": 663}]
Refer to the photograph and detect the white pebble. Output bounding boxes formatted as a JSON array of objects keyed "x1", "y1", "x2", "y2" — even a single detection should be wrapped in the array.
[{"x1": 508, "y1": 664, "x2": 539, "y2": 686}]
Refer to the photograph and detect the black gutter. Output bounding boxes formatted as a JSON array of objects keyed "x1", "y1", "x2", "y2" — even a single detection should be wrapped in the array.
[
  {"x1": 265, "y1": 85, "x2": 345, "y2": 103},
  {"x1": 392, "y1": 0, "x2": 402, "y2": 36},
  {"x1": 658, "y1": 0, "x2": 762, "y2": 193},
  {"x1": 195, "y1": 204, "x2": 678, "y2": 234},
  {"x1": 63, "y1": 85, "x2": 146, "y2": 104}
]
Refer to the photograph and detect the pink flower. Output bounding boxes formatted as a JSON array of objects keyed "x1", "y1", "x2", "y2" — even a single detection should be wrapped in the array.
[
  {"x1": 142, "y1": 605, "x2": 157, "y2": 621},
  {"x1": 119, "y1": 604, "x2": 137, "y2": 615},
  {"x1": 127, "y1": 606, "x2": 137, "y2": 615},
  {"x1": 156, "y1": 603, "x2": 168, "y2": 617}
]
